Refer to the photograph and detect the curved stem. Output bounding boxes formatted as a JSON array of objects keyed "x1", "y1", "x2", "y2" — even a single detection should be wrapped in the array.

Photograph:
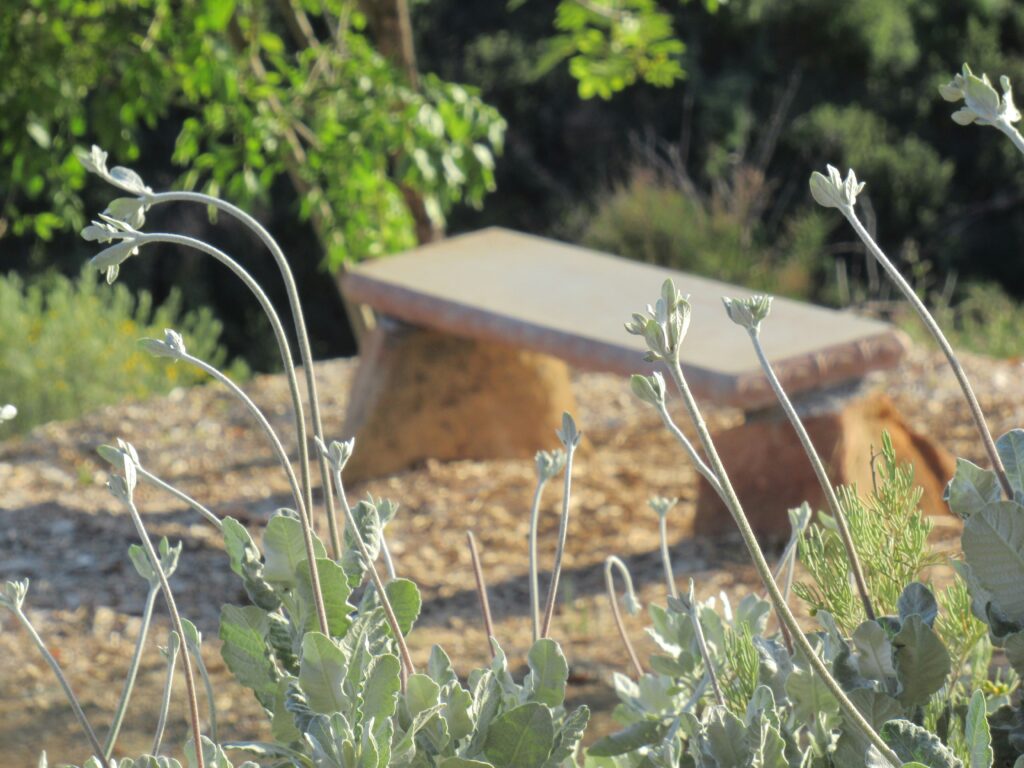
[
  {"x1": 329, "y1": 466, "x2": 415, "y2": 684},
  {"x1": 540, "y1": 442, "x2": 578, "y2": 639},
  {"x1": 604, "y1": 556, "x2": 644, "y2": 677},
  {"x1": 841, "y1": 211, "x2": 1012, "y2": 499},
  {"x1": 667, "y1": 359, "x2": 900, "y2": 765},
  {"x1": 124, "y1": 498, "x2": 204, "y2": 768},
  {"x1": 138, "y1": 233, "x2": 319, "y2": 543},
  {"x1": 180, "y1": 351, "x2": 329, "y2": 635},
  {"x1": 148, "y1": 192, "x2": 341, "y2": 558},
  {"x1": 654, "y1": 400, "x2": 725, "y2": 501},
  {"x1": 104, "y1": 583, "x2": 159, "y2": 758},
  {"x1": 151, "y1": 631, "x2": 180, "y2": 757},
  {"x1": 12, "y1": 606, "x2": 105, "y2": 762},
  {"x1": 467, "y1": 531, "x2": 497, "y2": 660},
  {"x1": 137, "y1": 464, "x2": 222, "y2": 530},
  {"x1": 527, "y1": 478, "x2": 549, "y2": 643},
  {"x1": 657, "y1": 514, "x2": 679, "y2": 600},
  {"x1": 747, "y1": 330, "x2": 875, "y2": 621},
  {"x1": 996, "y1": 119, "x2": 1024, "y2": 156}
]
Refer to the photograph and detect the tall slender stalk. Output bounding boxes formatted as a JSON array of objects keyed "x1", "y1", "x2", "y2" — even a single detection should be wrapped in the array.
[
  {"x1": 682, "y1": 580, "x2": 726, "y2": 707},
  {"x1": 745, "y1": 326, "x2": 875, "y2": 621},
  {"x1": 528, "y1": 453, "x2": 562, "y2": 643},
  {"x1": 604, "y1": 556, "x2": 644, "y2": 677},
  {"x1": 137, "y1": 464, "x2": 222, "y2": 530},
  {"x1": 839, "y1": 210, "x2": 1012, "y2": 499},
  {"x1": 123, "y1": 496, "x2": 205, "y2": 768},
  {"x1": 666, "y1": 358, "x2": 900, "y2": 765},
  {"x1": 10, "y1": 605, "x2": 105, "y2": 762},
  {"x1": 151, "y1": 631, "x2": 180, "y2": 757},
  {"x1": 540, "y1": 416, "x2": 581, "y2": 639},
  {"x1": 176, "y1": 351, "x2": 329, "y2": 635},
  {"x1": 147, "y1": 191, "x2": 341, "y2": 558},
  {"x1": 466, "y1": 531, "x2": 496, "y2": 660},
  {"x1": 327, "y1": 464, "x2": 415, "y2": 684},
  {"x1": 135, "y1": 232, "x2": 321, "y2": 534},
  {"x1": 104, "y1": 584, "x2": 159, "y2": 758},
  {"x1": 650, "y1": 498, "x2": 680, "y2": 600}
]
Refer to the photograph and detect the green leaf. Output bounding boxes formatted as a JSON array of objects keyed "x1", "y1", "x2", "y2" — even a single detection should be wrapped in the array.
[
  {"x1": 360, "y1": 653, "x2": 401, "y2": 724},
  {"x1": 785, "y1": 654, "x2": 839, "y2": 722},
  {"x1": 962, "y1": 501, "x2": 1024, "y2": 623},
  {"x1": 898, "y1": 583, "x2": 938, "y2": 627},
  {"x1": 892, "y1": 615, "x2": 950, "y2": 707},
  {"x1": 1003, "y1": 632, "x2": 1024, "y2": 677},
  {"x1": 881, "y1": 720, "x2": 963, "y2": 768},
  {"x1": 997, "y1": 430, "x2": 1024, "y2": 499},
  {"x1": 525, "y1": 639, "x2": 569, "y2": 707},
  {"x1": 483, "y1": 703, "x2": 554, "y2": 768},
  {"x1": 833, "y1": 689, "x2": 904, "y2": 768},
  {"x1": 263, "y1": 513, "x2": 326, "y2": 587},
  {"x1": 543, "y1": 705, "x2": 589, "y2": 768},
  {"x1": 219, "y1": 604, "x2": 277, "y2": 707},
  {"x1": 439, "y1": 759, "x2": 493, "y2": 767},
  {"x1": 853, "y1": 620, "x2": 897, "y2": 681},
  {"x1": 587, "y1": 720, "x2": 668, "y2": 757},
  {"x1": 184, "y1": 736, "x2": 232, "y2": 768},
  {"x1": 428, "y1": 645, "x2": 459, "y2": 687},
  {"x1": 946, "y1": 458, "x2": 1002, "y2": 518},
  {"x1": 299, "y1": 632, "x2": 348, "y2": 715},
  {"x1": 406, "y1": 673, "x2": 442, "y2": 716},
  {"x1": 965, "y1": 690, "x2": 993, "y2": 768},
  {"x1": 297, "y1": 558, "x2": 353, "y2": 638},
  {"x1": 385, "y1": 578, "x2": 421, "y2": 635}
]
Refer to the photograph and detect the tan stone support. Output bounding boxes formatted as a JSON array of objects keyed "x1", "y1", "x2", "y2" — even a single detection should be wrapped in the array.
[
  {"x1": 343, "y1": 321, "x2": 577, "y2": 481},
  {"x1": 693, "y1": 392, "x2": 956, "y2": 539}
]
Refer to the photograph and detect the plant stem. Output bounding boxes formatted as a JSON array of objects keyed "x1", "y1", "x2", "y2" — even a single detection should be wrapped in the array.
[
  {"x1": 683, "y1": 584, "x2": 726, "y2": 707},
  {"x1": 527, "y1": 476, "x2": 550, "y2": 643},
  {"x1": 604, "y1": 556, "x2": 643, "y2": 677},
  {"x1": 137, "y1": 464, "x2": 222, "y2": 530},
  {"x1": 104, "y1": 583, "x2": 159, "y2": 758},
  {"x1": 138, "y1": 233, "x2": 320, "y2": 547},
  {"x1": 654, "y1": 401, "x2": 724, "y2": 500},
  {"x1": 148, "y1": 193, "x2": 342, "y2": 559},
  {"x1": 996, "y1": 119, "x2": 1024, "y2": 157},
  {"x1": 380, "y1": 537, "x2": 398, "y2": 581},
  {"x1": 747, "y1": 330, "x2": 875, "y2": 621},
  {"x1": 180, "y1": 351, "x2": 329, "y2": 635},
  {"x1": 125, "y1": 497, "x2": 205, "y2": 768},
  {"x1": 151, "y1": 631, "x2": 180, "y2": 757},
  {"x1": 666, "y1": 359, "x2": 900, "y2": 765},
  {"x1": 841, "y1": 210, "x2": 1012, "y2": 499},
  {"x1": 540, "y1": 441, "x2": 578, "y2": 639},
  {"x1": 330, "y1": 467, "x2": 416, "y2": 684},
  {"x1": 12, "y1": 606, "x2": 105, "y2": 762},
  {"x1": 466, "y1": 531, "x2": 496, "y2": 660},
  {"x1": 658, "y1": 514, "x2": 679, "y2": 600}
]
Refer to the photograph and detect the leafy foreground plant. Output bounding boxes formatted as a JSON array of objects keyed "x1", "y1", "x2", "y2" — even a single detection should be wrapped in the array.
[{"x1": 11, "y1": 59, "x2": 1024, "y2": 766}]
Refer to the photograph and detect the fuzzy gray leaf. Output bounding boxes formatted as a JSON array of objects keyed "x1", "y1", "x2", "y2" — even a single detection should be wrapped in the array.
[
  {"x1": 893, "y1": 615, "x2": 950, "y2": 707},
  {"x1": 853, "y1": 620, "x2": 897, "y2": 681},
  {"x1": 898, "y1": 583, "x2": 938, "y2": 627},
  {"x1": 881, "y1": 719, "x2": 963, "y2": 768},
  {"x1": 962, "y1": 501, "x2": 1024, "y2": 623},
  {"x1": 525, "y1": 638, "x2": 568, "y2": 707},
  {"x1": 998, "y1": 430, "x2": 1024, "y2": 500},
  {"x1": 946, "y1": 458, "x2": 1002, "y2": 518}
]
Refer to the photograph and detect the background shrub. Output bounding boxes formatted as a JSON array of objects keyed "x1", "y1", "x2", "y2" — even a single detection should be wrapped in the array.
[
  {"x1": 576, "y1": 169, "x2": 829, "y2": 299},
  {"x1": 0, "y1": 269, "x2": 245, "y2": 434}
]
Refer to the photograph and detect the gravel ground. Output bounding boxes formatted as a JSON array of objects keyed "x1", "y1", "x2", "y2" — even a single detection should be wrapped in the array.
[{"x1": 1, "y1": 345, "x2": 1021, "y2": 765}]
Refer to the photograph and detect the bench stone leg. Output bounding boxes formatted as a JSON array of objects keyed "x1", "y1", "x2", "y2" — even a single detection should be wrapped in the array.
[
  {"x1": 693, "y1": 391, "x2": 955, "y2": 539},
  {"x1": 342, "y1": 320, "x2": 577, "y2": 480}
]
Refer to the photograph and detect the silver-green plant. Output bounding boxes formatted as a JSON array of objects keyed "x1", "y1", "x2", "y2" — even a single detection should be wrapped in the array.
[{"x1": 626, "y1": 278, "x2": 903, "y2": 764}]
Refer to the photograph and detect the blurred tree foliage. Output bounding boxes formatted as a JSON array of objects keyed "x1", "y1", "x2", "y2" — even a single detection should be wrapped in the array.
[
  {"x1": 0, "y1": 0, "x2": 504, "y2": 268},
  {"x1": 419, "y1": 0, "x2": 1024, "y2": 302}
]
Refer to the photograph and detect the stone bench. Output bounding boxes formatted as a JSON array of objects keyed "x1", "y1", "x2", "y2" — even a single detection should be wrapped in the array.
[{"x1": 340, "y1": 227, "x2": 953, "y2": 535}]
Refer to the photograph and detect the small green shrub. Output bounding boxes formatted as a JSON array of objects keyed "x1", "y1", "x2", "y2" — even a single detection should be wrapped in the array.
[
  {"x1": 577, "y1": 169, "x2": 828, "y2": 299},
  {"x1": 0, "y1": 268, "x2": 245, "y2": 434},
  {"x1": 898, "y1": 281, "x2": 1024, "y2": 360}
]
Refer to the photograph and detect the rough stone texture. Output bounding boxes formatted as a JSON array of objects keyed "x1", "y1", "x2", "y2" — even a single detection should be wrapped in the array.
[
  {"x1": 342, "y1": 227, "x2": 906, "y2": 409},
  {"x1": 343, "y1": 323, "x2": 577, "y2": 480},
  {"x1": 693, "y1": 392, "x2": 957, "y2": 538}
]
